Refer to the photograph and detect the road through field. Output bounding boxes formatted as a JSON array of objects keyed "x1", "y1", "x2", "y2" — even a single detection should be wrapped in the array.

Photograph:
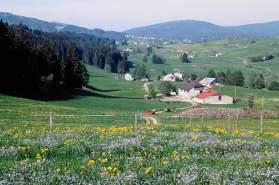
[
  {"x1": 226, "y1": 57, "x2": 279, "y2": 78},
  {"x1": 143, "y1": 82, "x2": 151, "y2": 93},
  {"x1": 143, "y1": 117, "x2": 158, "y2": 125}
]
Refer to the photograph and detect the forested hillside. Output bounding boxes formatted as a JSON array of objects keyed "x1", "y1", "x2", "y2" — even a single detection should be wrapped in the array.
[
  {"x1": 125, "y1": 20, "x2": 279, "y2": 41},
  {"x1": 0, "y1": 12, "x2": 126, "y2": 41},
  {"x1": 0, "y1": 21, "x2": 129, "y2": 97}
]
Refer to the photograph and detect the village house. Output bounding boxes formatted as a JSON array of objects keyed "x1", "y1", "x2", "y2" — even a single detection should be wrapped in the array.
[
  {"x1": 194, "y1": 89, "x2": 233, "y2": 104},
  {"x1": 162, "y1": 73, "x2": 183, "y2": 81},
  {"x1": 162, "y1": 73, "x2": 176, "y2": 81},
  {"x1": 199, "y1": 78, "x2": 217, "y2": 88},
  {"x1": 178, "y1": 82, "x2": 207, "y2": 99},
  {"x1": 216, "y1": 53, "x2": 223, "y2": 57},
  {"x1": 125, "y1": 73, "x2": 134, "y2": 81},
  {"x1": 124, "y1": 48, "x2": 134, "y2": 53},
  {"x1": 174, "y1": 72, "x2": 183, "y2": 80}
]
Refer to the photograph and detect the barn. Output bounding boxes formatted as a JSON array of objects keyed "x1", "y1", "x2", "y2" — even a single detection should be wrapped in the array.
[{"x1": 194, "y1": 89, "x2": 233, "y2": 104}]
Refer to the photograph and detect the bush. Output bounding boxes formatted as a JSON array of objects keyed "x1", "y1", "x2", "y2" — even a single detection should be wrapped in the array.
[
  {"x1": 159, "y1": 81, "x2": 172, "y2": 96},
  {"x1": 268, "y1": 81, "x2": 279, "y2": 91},
  {"x1": 152, "y1": 54, "x2": 166, "y2": 64}
]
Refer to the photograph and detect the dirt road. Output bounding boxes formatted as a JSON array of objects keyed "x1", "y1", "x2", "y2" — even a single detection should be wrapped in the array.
[{"x1": 143, "y1": 117, "x2": 158, "y2": 125}]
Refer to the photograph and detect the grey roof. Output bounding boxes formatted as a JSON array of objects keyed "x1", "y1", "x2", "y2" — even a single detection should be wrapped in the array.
[{"x1": 179, "y1": 82, "x2": 205, "y2": 91}]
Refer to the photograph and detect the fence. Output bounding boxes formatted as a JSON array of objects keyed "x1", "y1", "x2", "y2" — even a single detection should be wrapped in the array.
[
  {"x1": 25, "y1": 111, "x2": 279, "y2": 134},
  {"x1": 1, "y1": 109, "x2": 278, "y2": 135}
]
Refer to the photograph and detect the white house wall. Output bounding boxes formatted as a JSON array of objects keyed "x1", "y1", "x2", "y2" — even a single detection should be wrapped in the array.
[
  {"x1": 195, "y1": 95, "x2": 233, "y2": 104},
  {"x1": 178, "y1": 87, "x2": 207, "y2": 99}
]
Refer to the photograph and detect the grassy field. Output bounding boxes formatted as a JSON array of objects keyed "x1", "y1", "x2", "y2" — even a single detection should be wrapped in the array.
[
  {"x1": 1, "y1": 104, "x2": 279, "y2": 184},
  {"x1": 119, "y1": 38, "x2": 279, "y2": 83},
  {"x1": 1, "y1": 38, "x2": 279, "y2": 183}
]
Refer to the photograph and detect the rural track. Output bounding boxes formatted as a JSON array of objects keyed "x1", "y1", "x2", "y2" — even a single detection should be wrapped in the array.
[
  {"x1": 226, "y1": 57, "x2": 279, "y2": 78},
  {"x1": 143, "y1": 117, "x2": 158, "y2": 125},
  {"x1": 143, "y1": 82, "x2": 151, "y2": 93}
]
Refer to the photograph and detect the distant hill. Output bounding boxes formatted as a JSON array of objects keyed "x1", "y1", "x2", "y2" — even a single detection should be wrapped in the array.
[
  {"x1": 125, "y1": 20, "x2": 279, "y2": 41},
  {"x1": 0, "y1": 12, "x2": 126, "y2": 41}
]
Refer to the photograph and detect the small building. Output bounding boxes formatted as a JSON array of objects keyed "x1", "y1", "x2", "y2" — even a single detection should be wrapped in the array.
[
  {"x1": 141, "y1": 78, "x2": 149, "y2": 82},
  {"x1": 163, "y1": 73, "x2": 183, "y2": 81},
  {"x1": 199, "y1": 78, "x2": 217, "y2": 88},
  {"x1": 216, "y1": 53, "x2": 223, "y2": 57},
  {"x1": 124, "y1": 48, "x2": 134, "y2": 53},
  {"x1": 125, "y1": 73, "x2": 134, "y2": 81},
  {"x1": 178, "y1": 82, "x2": 207, "y2": 99},
  {"x1": 174, "y1": 72, "x2": 183, "y2": 80},
  {"x1": 170, "y1": 90, "x2": 177, "y2": 96},
  {"x1": 194, "y1": 89, "x2": 233, "y2": 104},
  {"x1": 162, "y1": 73, "x2": 176, "y2": 81}
]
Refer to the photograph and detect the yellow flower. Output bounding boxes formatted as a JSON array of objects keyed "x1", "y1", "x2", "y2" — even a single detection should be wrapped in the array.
[
  {"x1": 145, "y1": 167, "x2": 152, "y2": 174},
  {"x1": 57, "y1": 168, "x2": 61, "y2": 172},
  {"x1": 80, "y1": 166, "x2": 85, "y2": 169},
  {"x1": 267, "y1": 160, "x2": 270, "y2": 164},
  {"x1": 36, "y1": 154, "x2": 41, "y2": 159},
  {"x1": 163, "y1": 161, "x2": 167, "y2": 165},
  {"x1": 172, "y1": 150, "x2": 178, "y2": 157},
  {"x1": 108, "y1": 167, "x2": 112, "y2": 171},
  {"x1": 88, "y1": 159, "x2": 95, "y2": 165},
  {"x1": 192, "y1": 136, "x2": 197, "y2": 140},
  {"x1": 113, "y1": 167, "x2": 117, "y2": 172}
]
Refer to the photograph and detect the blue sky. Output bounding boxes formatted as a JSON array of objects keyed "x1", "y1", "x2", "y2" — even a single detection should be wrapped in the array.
[{"x1": 1, "y1": 0, "x2": 279, "y2": 31}]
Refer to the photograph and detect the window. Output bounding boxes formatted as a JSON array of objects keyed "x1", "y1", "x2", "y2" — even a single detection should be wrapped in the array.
[
  {"x1": 200, "y1": 90, "x2": 203, "y2": 93},
  {"x1": 218, "y1": 96, "x2": 222, "y2": 101}
]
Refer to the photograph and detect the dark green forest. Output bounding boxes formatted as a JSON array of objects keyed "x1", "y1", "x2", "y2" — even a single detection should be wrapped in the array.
[{"x1": 0, "y1": 21, "x2": 129, "y2": 98}]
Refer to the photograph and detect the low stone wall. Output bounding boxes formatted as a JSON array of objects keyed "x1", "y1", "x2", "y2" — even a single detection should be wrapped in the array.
[{"x1": 173, "y1": 108, "x2": 278, "y2": 118}]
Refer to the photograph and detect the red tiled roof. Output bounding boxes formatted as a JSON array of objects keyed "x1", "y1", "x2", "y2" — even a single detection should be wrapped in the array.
[{"x1": 195, "y1": 89, "x2": 219, "y2": 99}]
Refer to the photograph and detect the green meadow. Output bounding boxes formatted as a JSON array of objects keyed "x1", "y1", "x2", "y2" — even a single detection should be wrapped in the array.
[
  {"x1": 119, "y1": 38, "x2": 279, "y2": 82},
  {"x1": 1, "y1": 38, "x2": 279, "y2": 184}
]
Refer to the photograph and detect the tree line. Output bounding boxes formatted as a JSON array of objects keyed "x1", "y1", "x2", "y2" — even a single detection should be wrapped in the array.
[
  {"x1": 0, "y1": 21, "x2": 90, "y2": 96},
  {"x1": 9, "y1": 23, "x2": 129, "y2": 74}
]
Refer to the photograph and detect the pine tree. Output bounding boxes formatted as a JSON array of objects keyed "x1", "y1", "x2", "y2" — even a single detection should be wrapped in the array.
[
  {"x1": 181, "y1": 53, "x2": 189, "y2": 63},
  {"x1": 143, "y1": 55, "x2": 148, "y2": 63},
  {"x1": 40, "y1": 39, "x2": 62, "y2": 86},
  {"x1": 207, "y1": 69, "x2": 216, "y2": 78},
  {"x1": 15, "y1": 23, "x2": 31, "y2": 50},
  {"x1": 63, "y1": 42, "x2": 88, "y2": 88},
  {"x1": 122, "y1": 51, "x2": 128, "y2": 61},
  {"x1": 117, "y1": 60, "x2": 129, "y2": 74}
]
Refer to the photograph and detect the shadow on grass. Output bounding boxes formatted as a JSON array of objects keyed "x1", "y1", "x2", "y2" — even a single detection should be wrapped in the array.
[
  {"x1": 89, "y1": 75, "x2": 104, "y2": 78},
  {"x1": 86, "y1": 85, "x2": 120, "y2": 92},
  {"x1": 1, "y1": 87, "x2": 139, "y2": 101},
  {"x1": 127, "y1": 61, "x2": 135, "y2": 69}
]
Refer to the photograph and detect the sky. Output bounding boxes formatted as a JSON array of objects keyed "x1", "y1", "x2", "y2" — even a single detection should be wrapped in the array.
[{"x1": 1, "y1": 0, "x2": 279, "y2": 31}]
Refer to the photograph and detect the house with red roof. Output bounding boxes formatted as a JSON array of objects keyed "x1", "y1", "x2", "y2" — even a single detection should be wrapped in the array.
[{"x1": 194, "y1": 89, "x2": 233, "y2": 104}]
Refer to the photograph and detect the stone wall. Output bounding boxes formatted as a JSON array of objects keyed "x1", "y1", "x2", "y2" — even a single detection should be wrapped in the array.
[{"x1": 173, "y1": 108, "x2": 278, "y2": 118}]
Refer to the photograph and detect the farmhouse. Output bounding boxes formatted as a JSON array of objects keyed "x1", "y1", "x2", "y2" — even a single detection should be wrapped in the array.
[
  {"x1": 125, "y1": 73, "x2": 134, "y2": 81},
  {"x1": 174, "y1": 72, "x2": 183, "y2": 80},
  {"x1": 162, "y1": 73, "x2": 176, "y2": 81},
  {"x1": 178, "y1": 82, "x2": 207, "y2": 99},
  {"x1": 216, "y1": 53, "x2": 223, "y2": 57},
  {"x1": 199, "y1": 78, "x2": 217, "y2": 88},
  {"x1": 194, "y1": 89, "x2": 233, "y2": 104},
  {"x1": 163, "y1": 73, "x2": 183, "y2": 81}
]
